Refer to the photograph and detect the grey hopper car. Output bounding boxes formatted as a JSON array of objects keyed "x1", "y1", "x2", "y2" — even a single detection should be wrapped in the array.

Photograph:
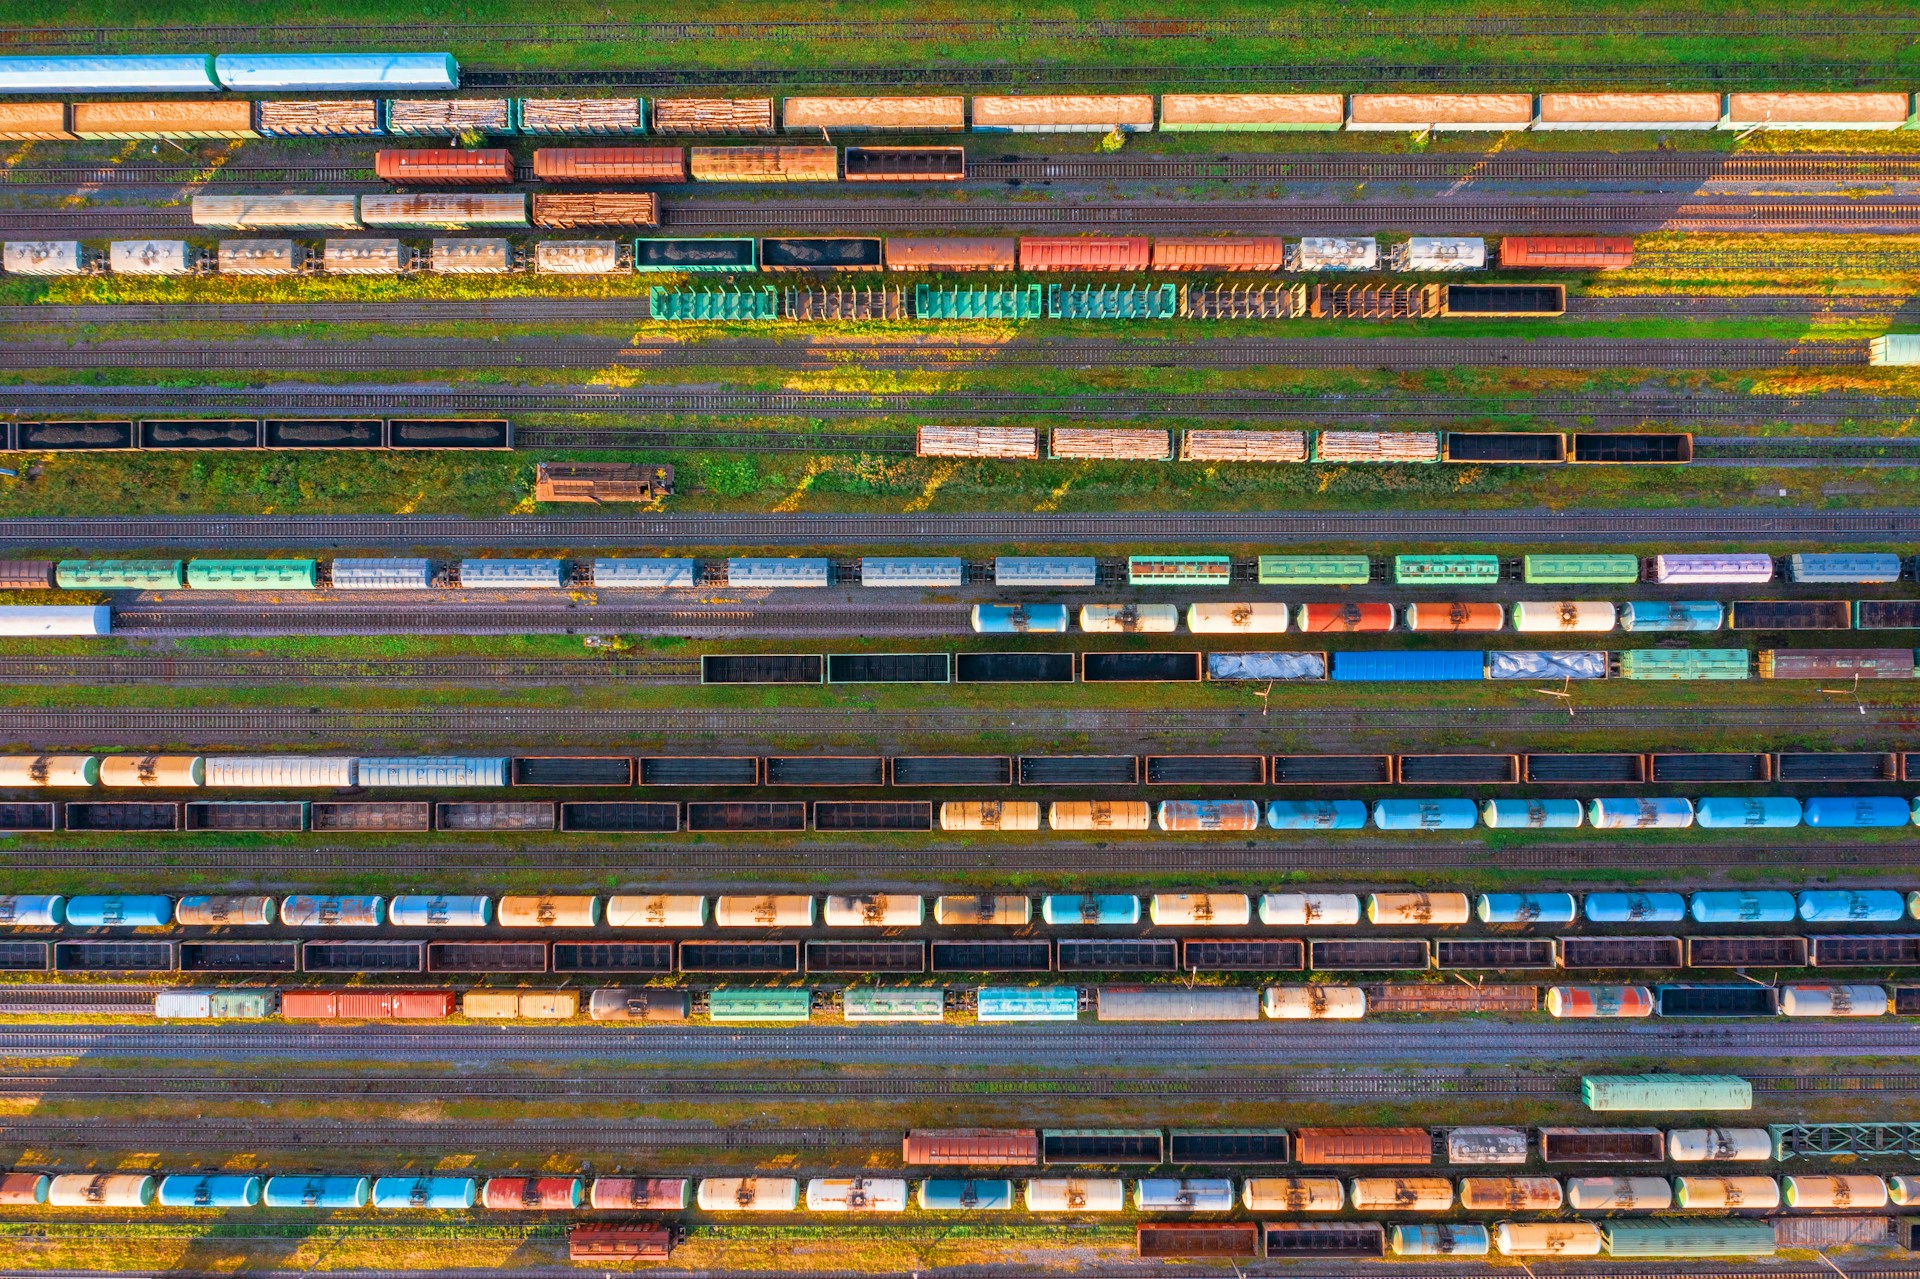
[
  {"x1": 534, "y1": 240, "x2": 622, "y2": 274},
  {"x1": 1094, "y1": 985, "x2": 1259, "y2": 1022},
  {"x1": 457, "y1": 559, "x2": 565, "y2": 589},
  {"x1": 430, "y1": 237, "x2": 515, "y2": 274},
  {"x1": 329, "y1": 558, "x2": 433, "y2": 591},
  {"x1": 860, "y1": 557, "x2": 964, "y2": 587},
  {"x1": 592, "y1": 558, "x2": 697, "y2": 588},
  {"x1": 322, "y1": 239, "x2": 409, "y2": 274},
  {"x1": 109, "y1": 240, "x2": 199, "y2": 276},
  {"x1": 726, "y1": 558, "x2": 831, "y2": 588},
  {"x1": 995, "y1": 556, "x2": 1097, "y2": 588},
  {"x1": 2, "y1": 240, "x2": 91, "y2": 275},
  {"x1": 217, "y1": 239, "x2": 304, "y2": 276}
]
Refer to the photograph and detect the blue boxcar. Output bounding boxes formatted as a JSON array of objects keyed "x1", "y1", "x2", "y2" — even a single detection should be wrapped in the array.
[
  {"x1": 593, "y1": 558, "x2": 697, "y2": 588},
  {"x1": 371, "y1": 1177, "x2": 476, "y2": 1211},
  {"x1": 727, "y1": 557, "x2": 831, "y2": 588},
  {"x1": 1330, "y1": 650, "x2": 1485, "y2": 681},
  {"x1": 919, "y1": 1179, "x2": 1015, "y2": 1210},
  {"x1": 0, "y1": 54, "x2": 220, "y2": 93},
  {"x1": 157, "y1": 1175, "x2": 263, "y2": 1208},
  {"x1": 214, "y1": 52, "x2": 460, "y2": 91},
  {"x1": 1789, "y1": 552, "x2": 1902, "y2": 584},
  {"x1": 1620, "y1": 600, "x2": 1725, "y2": 632},
  {"x1": 860, "y1": 556, "x2": 964, "y2": 587},
  {"x1": 976, "y1": 986, "x2": 1080, "y2": 1022},
  {"x1": 1804, "y1": 796, "x2": 1913, "y2": 828},
  {"x1": 1477, "y1": 892, "x2": 1578, "y2": 925},
  {"x1": 1481, "y1": 799, "x2": 1584, "y2": 829},
  {"x1": 1266, "y1": 800, "x2": 1369, "y2": 830},
  {"x1": 1585, "y1": 892, "x2": 1687, "y2": 923},
  {"x1": 458, "y1": 558, "x2": 566, "y2": 589},
  {"x1": 1694, "y1": 797, "x2": 1803, "y2": 829},
  {"x1": 263, "y1": 1176, "x2": 371, "y2": 1209},
  {"x1": 1041, "y1": 894, "x2": 1140, "y2": 925},
  {"x1": 994, "y1": 556, "x2": 1097, "y2": 587},
  {"x1": 1798, "y1": 889, "x2": 1907, "y2": 922},
  {"x1": 971, "y1": 603, "x2": 1070, "y2": 633},
  {"x1": 1690, "y1": 890, "x2": 1797, "y2": 924},
  {"x1": 1372, "y1": 799, "x2": 1479, "y2": 830},
  {"x1": 64, "y1": 894, "x2": 172, "y2": 928},
  {"x1": 388, "y1": 895, "x2": 493, "y2": 928}
]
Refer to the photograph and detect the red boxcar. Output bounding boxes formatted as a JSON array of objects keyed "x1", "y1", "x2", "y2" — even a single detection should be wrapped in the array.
[
  {"x1": 1295, "y1": 602, "x2": 1396, "y2": 634},
  {"x1": 531, "y1": 146, "x2": 687, "y2": 183},
  {"x1": 1151, "y1": 235, "x2": 1287, "y2": 271},
  {"x1": 374, "y1": 148, "x2": 515, "y2": 185},
  {"x1": 282, "y1": 989, "x2": 455, "y2": 1020},
  {"x1": 1497, "y1": 236, "x2": 1634, "y2": 270},
  {"x1": 1018, "y1": 235, "x2": 1151, "y2": 272},
  {"x1": 568, "y1": 1224, "x2": 675, "y2": 1261}
]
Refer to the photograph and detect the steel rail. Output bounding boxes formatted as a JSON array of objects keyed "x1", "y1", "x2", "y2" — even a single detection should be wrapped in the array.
[
  {"x1": 0, "y1": 337, "x2": 1868, "y2": 373},
  {"x1": 0, "y1": 1116, "x2": 894, "y2": 1151},
  {"x1": 0, "y1": 1020, "x2": 1916, "y2": 1064},
  {"x1": 0, "y1": 655, "x2": 704, "y2": 686},
  {"x1": 103, "y1": 603, "x2": 969, "y2": 638},
  {"x1": 3, "y1": 508, "x2": 1918, "y2": 548},
  {"x1": 4, "y1": 383, "x2": 1910, "y2": 425},
  {"x1": 7, "y1": 1267, "x2": 1920, "y2": 1279},
  {"x1": 3, "y1": 838, "x2": 1918, "y2": 875}
]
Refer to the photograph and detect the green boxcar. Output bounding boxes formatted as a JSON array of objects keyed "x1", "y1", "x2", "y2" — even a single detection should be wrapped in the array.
[
  {"x1": 1582, "y1": 1073, "x2": 1752, "y2": 1112},
  {"x1": 1616, "y1": 648, "x2": 1751, "y2": 681},
  {"x1": 648, "y1": 286, "x2": 778, "y2": 322},
  {"x1": 208, "y1": 990, "x2": 276, "y2": 1019},
  {"x1": 915, "y1": 283, "x2": 1043, "y2": 321},
  {"x1": 1602, "y1": 1221, "x2": 1774, "y2": 1259},
  {"x1": 707, "y1": 987, "x2": 813, "y2": 1023},
  {"x1": 55, "y1": 559, "x2": 184, "y2": 591},
  {"x1": 1257, "y1": 554, "x2": 1371, "y2": 586},
  {"x1": 1047, "y1": 283, "x2": 1179, "y2": 320},
  {"x1": 186, "y1": 559, "x2": 319, "y2": 591},
  {"x1": 1523, "y1": 553, "x2": 1641, "y2": 585},
  {"x1": 1128, "y1": 555, "x2": 1232, "y2": 587},
  {"x1": 1393, "y1": 554, "x2": 1500, "y2": 586}
]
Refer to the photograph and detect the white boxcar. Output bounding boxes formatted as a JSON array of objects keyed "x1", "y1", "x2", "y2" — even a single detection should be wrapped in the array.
[
  {"x1": 0, "y1": 605, "x2": 110, "y2": 636},
  {"x1": 1294, "y1": 236, "x2": 1379, "y2": 271},
  {"x1": 203, "y1": 756, "x2": 355, "y2": 788}
]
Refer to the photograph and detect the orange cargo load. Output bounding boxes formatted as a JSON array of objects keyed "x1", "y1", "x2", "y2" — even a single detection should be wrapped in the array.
[{"x1": 0, "y1": 102, "x2": 71, "y2": 140}]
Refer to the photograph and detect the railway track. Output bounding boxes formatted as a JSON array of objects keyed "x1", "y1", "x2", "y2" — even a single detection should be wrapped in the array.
[
  {"x1": 3, "y1": 508, "x2": 1918, "y2": 548},
  {"x1": 6, "y1": 383, "x2": 1914, "y2": 426},
  {"x1": 0, "y1": 656, "x2": 705, "y2": 686},
  {"x1": 0, "y1": 1115, "x2": 894, "y2": 1151},
  {"x1": 6, "y1": 200, "x2": 1919, "y2": 239},
  {"x1": 13, "y1": 153, "x2": 1920, "y2": 189},
  {"x1": 4, "y1": 838, "x2": 1919, "y2": 875},
  {"x1": 105, "y1": 603, "x2": 968, "y2": 638},
  {"x1": 0, "y1": 1020, "x2": 1914, "y2": 1065},
  {"x1": 0, "y1": 336, "x2": 1870, "y2": 373},
  {"x1": 0, "y1": 295, "x2": 1904, "y2": 326},
  {"x1": 7, "y1": 704, "x2": 1919, "y2": 749},
  {"x1": 5, "y1": 1268, "x2": 1918, "y2": 1279}
]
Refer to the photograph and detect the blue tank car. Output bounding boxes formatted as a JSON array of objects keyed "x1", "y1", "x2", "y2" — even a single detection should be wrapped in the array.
[
  {"x1": 1694, "y1": 797, "x2": 1803, "y2": 829},
  {"x1": 262, "y1": 1176, "x2": 370, "y2": 1209},
  {"x1": 1477, "y1": 892, "x2": 1578, "y2": 925},
  {"x1": 1798, "y1": 889, "x2": 1907, "y2": 922},
  {"x1": 1690, "y1": 890, "x2": 1797, "y2": 924},
  {"x1": 1040, "y1": 894, "x2": 1140, "y2": 925},
  {"x1": 371, "y1": 1177, "x2": 476, "y2": 1211},
  {"x1": 63, "y1": 894, "x2": 172, "y2": 928},
  {"x1": 1480, "y1": 799, "x2": 1584, "y2": 829},
  {"x1": 1804, "y1": 796, "x2": 1913, "y2": 828},
  {"x1": 919, "y1": 1179, "x2": 1015, "y2": 1211},
  {"x1": 1372, "y1": 799, "x2": 1479, "y2": 831},
  {"x1": 1265, "y1": 800, "x2": 1369, "y2": 830},
  {"x1": 157, "y1": 1175, "x2": 263, "y2": 1208},
  {"x1": 1585, "y1": 892, "x2": 1687, "y2": 923}
]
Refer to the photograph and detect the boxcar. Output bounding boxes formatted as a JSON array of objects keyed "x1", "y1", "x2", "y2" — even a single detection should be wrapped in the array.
[
  {"x1": 374, "y1": 148, "x2": 513, "y2": 184},
  {"x1": 532, "y1": 146, "x2": 686, "y2": 183},
  {"x1": 1498, "y1": 236, "x2": 1635, "y2": 270}
]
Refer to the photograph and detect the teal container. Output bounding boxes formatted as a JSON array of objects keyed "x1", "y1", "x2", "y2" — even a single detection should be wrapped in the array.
[
  {"x1": 1046, "y1": 282, "x2": 1178, "y2": 320},
  {"x1": 707, "y1": 987, "x2": 812, "y2": 1023},
  {"x1": 1392, "y1": 553, "x2": 1500, "y2": 586},
  {"x1": 1257, "y1": 554, "x2": 1370, "y2": 586},
  {"x1": 915, "y1": 283, "x2": 1043, "y2": 320},
  {"x1": 919, "y1": 1179, "x2": 1014, "y2": 1211},
  {"x1": 648, "y1": 285, "x2": 778, "y2": 322},
  {"x1": 1522, "y1": 553, "x2": 1639, "y2": 585},
  {"x1": 1616, "y1": 648, "x2": 1750, "y2": 680},
  {"x1": 1601, "y1": 1220, "x2": 1774, "y2": 1258},
  {"x1": 1477, "y1": 892, "x2": 1578, "y2": 924},
  {"x1": 185, "y1": 559, "x2": 319, "y2": 590},
  {"x1": 371, "y1": 1176, "x2": 476, "y2": 1210},
  {"x1": 55, "y1": 559, "x2": 183, "y2": 590},
  {"x1": 1582, "y1": 1073, "x2": 1752, "y2": 1112}
]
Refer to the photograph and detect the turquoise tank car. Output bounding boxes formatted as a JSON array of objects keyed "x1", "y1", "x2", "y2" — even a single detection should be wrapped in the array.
[
  {"x1": 262, "y1": 1175, "x2": 371, "y2": 1209},
  {"x1": 1481, "y1": 799, "x2": 1584, "y2": 829},
  {"x1": 976, "y1": 986, "x2": 1079, "y2": 1022},
  {"x1": 1265, "y1": 800, "x2": 1368, "y2": 830},
  {"x1": 1585, "y1": 892, "x2": 1686, "y2": 923},
  {"x1": 1041, "y1": 894, "x2": 1140, "y2": 925},
  {"x1": 1690, "y1": 890, "x2": 1797, "y2": 924},
  {"x1": 1694, "y1": 797, "x2": 1802, "y2": 829},
  {"x1": 1476, "y1": 893, "x2": 1578, "y2": 925},
  {"x1": 1798, "y1": 889, "x2": 1906, "y2": 923},
  {"x1": 919, "y1": 1179, "x2": 1015, "y2": 1211},
  {"x1": 371, "y1": 1177, "x2": 477, "y2": 1210},
  {"x1": 1620, "y1": 600, "x2": 1725, "y2": 632},
  {"x1": 64, "y1": 894, "x2": 172, "y2": 928},
  {"x1": 1804, "y1": 796, "x2": 1913, "y2": 828},
  {"x1": 1372, "y1": 799, "x2": 1479, "y2": 830},
  {"x1": 157, "y1": 1175, "x2": 263, "y2": 1208}
]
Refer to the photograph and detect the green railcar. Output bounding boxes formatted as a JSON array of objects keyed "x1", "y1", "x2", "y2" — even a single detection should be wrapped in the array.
[
  {"x1": 647, "y1": 286, "x2": 778, "y2": 322},
  {"x1": 185, "y1": 559, "x2": 319, "y2": 591},
  {"x1": 1616, "y1": 648, "x2": 1751, "y2": 681},
  {"x1": 1256, "y1": 554, "x2": 1371, "y2": 586},
  {"x1": 1128, "y1": 555, "x2": 1232, "y2": 587},
  {"x1": 842, "y1": 986, "x2": 946, "y2": 1022},
  {"x1": 1582, "y1": 1073, "x2": 1752, "y2": 1112},
  {"x1": 915, "y1": 283, "x2": 1043, "y2": 321},
  {"x1": 707, "y1": 987, "x2": 813, "y2": 1023},
  {"x1": 54, "y1": 559, "x2": 184, "y2": 591},
  {"x1": 208, "y1": 990, "x2": 276, "y2": 1019},
  {"x1": 1047, "y1": 283, "x2": 1179, "y2": 320},
  {"x1": 1523, "y1": 553, "x2": 1641, "y2": 585},
  {"x1": 1393, "y1": 554, "x2": 1500, "y2": 586},
  {"x1": 1601, "y1": 1221, "x2": 1774, "y2": 1259}
]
